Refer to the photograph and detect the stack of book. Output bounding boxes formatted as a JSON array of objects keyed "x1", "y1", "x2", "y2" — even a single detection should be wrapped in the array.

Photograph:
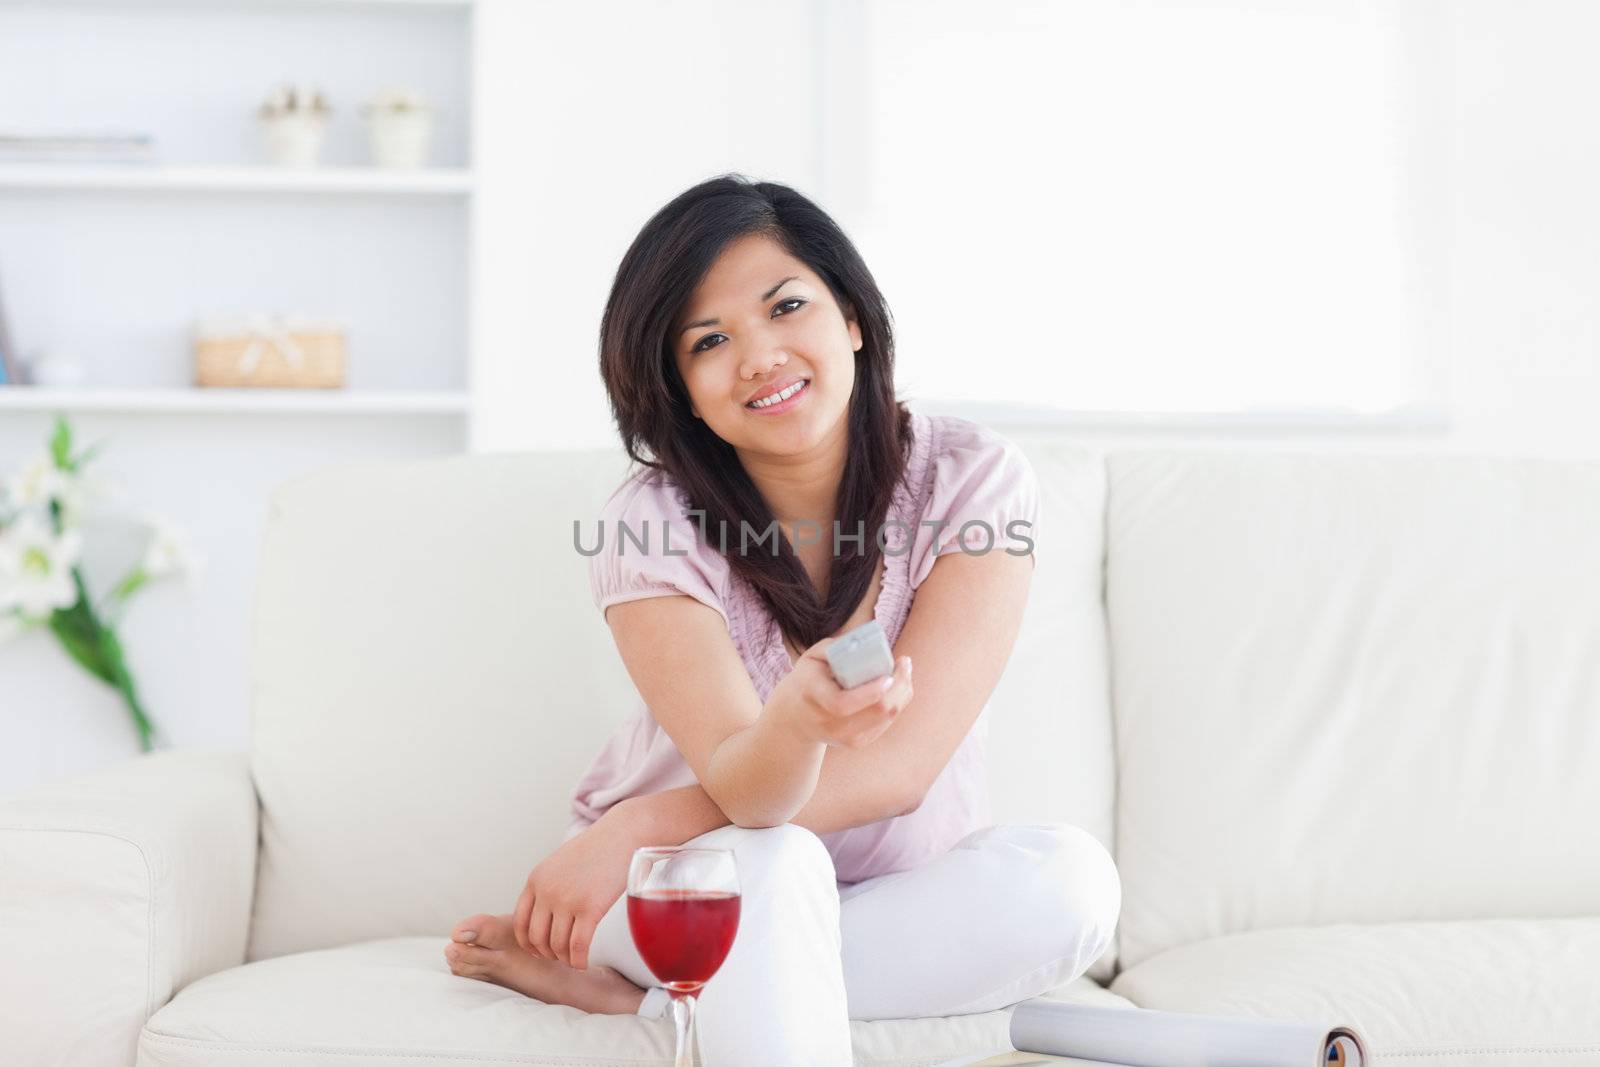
[{"x1": 0, "y1": 130, "x2": 156, "y2": 164}]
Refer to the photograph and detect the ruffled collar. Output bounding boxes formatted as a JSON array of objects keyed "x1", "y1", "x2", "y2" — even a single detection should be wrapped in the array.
[{"x1": 724, "y1": 409, "x2": 940, "y2": 701}]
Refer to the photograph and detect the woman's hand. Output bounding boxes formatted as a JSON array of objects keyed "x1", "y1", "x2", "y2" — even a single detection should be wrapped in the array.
[
  {"x1": 512, "y1": 804, "x2": 643, "y2": 971},
  {"x1": 766, "y1": 638, "x2": 914, "y2": 750}
]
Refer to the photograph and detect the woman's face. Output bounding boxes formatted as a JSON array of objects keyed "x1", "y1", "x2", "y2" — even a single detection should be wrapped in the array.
[{"x1": 671, "y1": 232, "x2": 862, "y2": 457}]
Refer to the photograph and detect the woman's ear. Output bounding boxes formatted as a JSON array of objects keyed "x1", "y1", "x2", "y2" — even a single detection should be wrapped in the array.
[{"x1": 846, "y1": 308, "x2": 863, "y2": 352}]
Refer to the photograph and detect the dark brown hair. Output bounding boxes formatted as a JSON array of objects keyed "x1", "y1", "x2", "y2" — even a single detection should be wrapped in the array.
[{"x1": 598, "y1": 173, "x2": 913, "y2": 653}]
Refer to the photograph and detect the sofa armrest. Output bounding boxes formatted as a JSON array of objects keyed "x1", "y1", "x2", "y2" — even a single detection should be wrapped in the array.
[{"x1": 0, "y1": 749, "x2": 258, "y2": 1067}]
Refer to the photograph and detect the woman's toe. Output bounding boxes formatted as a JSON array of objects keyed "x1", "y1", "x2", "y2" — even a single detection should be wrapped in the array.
[
  {"x1": 446, "y1": 942, "x2": 496, "y2": 977},
  {"x1": 459, "y1": 943, "x2": 495, "y2": 965},
  {"x1": 451, "y1": 913, "x2": 498, "y2": 944},
  {"x1": 467, "y1": 913, "x2": 520, "y2": 950}
]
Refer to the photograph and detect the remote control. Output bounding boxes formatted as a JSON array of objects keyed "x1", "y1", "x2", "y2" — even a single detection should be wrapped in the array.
[{"x1": 824, "y1": 619, "x2": 896, "y2": 689}]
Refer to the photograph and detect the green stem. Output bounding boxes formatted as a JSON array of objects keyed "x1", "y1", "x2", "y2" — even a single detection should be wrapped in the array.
[
  {"x1": 104, "y1": 629, "x2": 157, "y2": 753},
  {"x1": 49, "y1": 581, "x2": 116, "y2": 687},
  {"x1": 41, "y1": 440, "x2": 161, "y2": 752},
  {"x1": 60, "y1": 566, "x2": 160, "y2": 752}
]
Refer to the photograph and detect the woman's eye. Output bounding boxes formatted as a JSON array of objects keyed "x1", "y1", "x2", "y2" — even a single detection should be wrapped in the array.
[{"x1": 690, "y1": 299, "x2": 804, "y2": 353}]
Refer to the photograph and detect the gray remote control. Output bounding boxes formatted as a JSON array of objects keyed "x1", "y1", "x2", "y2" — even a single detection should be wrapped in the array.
[{"x1": 824, "y1": 619, "x2": 896, "y2": 689}]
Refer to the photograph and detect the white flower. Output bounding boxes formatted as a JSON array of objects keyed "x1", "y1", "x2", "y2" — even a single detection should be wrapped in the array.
[
  {"x1": 0, "y1": 512, "x2": 83, "y2": 617},
  {"x1": 63, "y1": 470, "x2": 118, "y2": 523},
  {"x1": 0, "y1": 454, "x2": 112, "y2": 533},
  {"x1": 140, "y1": 514, "x2": 204, "y2": 586},
  {"x1": 3, "y1": 453, "x2": 71, "y2": 510},
  {"x1": 0, "y1": 609, "x2": 26, "y2": 646}
]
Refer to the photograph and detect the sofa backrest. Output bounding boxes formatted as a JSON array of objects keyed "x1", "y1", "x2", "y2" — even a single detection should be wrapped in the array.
[
  {"x1": 1105, "y1": 450, "x2": 1600, "y2": 971},
  {"x1": 986, "y1": 441, "x2": 1115, "y2": 842},
  {"x1": 245, "y1": 440, "x2": 1114, "y2": 965},
  {"x1": 246, "y1": 449, "x2": 638, "y2": 962}
]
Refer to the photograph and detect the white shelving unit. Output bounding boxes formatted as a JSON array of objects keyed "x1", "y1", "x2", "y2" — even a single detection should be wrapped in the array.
[{"x1": 0, "y1": 0, "x2": 476, "y2": 418}]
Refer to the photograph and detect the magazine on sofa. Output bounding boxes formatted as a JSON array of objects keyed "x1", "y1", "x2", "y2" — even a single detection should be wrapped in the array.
[{"x1": 935, "y1": 999, "x2": 1368, "y2": 1067}]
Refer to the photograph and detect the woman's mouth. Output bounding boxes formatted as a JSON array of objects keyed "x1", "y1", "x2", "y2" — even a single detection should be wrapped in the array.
[{"x1": 744, "y1": 378, "x2": 810, "y2": 415}]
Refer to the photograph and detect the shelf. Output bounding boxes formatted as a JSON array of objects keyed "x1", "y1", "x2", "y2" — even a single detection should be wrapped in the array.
[
  {"x1": 0, "y1": 387, "x2": 471, "y2": 415},
  {"x1": 0, "y1": 164, "x2": 476, "y2": 195}
]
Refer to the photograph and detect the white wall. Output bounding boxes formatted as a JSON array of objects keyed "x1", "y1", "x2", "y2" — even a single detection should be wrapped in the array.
[
  {"x1": 470, "y1": 0, "x2": 1600, "y2": 464},
  {"x1": 7, "y1": 0, "x2": 1600, "y2": 792},
  {"x1": 1441, "y1": 0, "x2": 1600, "y2": 461}
]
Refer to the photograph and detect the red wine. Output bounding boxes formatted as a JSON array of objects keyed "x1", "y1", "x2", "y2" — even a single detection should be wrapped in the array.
[{"x1": 627, "y1": 889, "x2": 742, "y2": 995}]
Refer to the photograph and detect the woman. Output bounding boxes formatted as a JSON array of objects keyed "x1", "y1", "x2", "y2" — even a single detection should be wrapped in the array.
[{"x1": 443, "y1": 174, "x2": 1121, "y2": 1065}]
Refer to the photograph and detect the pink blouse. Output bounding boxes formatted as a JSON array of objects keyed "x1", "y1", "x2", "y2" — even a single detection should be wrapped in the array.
[{"x1": 567, "y1": 410, "x2": 1040, "y2": 884}]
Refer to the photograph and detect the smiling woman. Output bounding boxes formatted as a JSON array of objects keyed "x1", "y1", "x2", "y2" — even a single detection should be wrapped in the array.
[
  {"x1": 443, "y1": 175, "x2": 1120, "y2": 1066},
  {"x1": 599, "y1": 180, "x2": 907, "y2": 649}
]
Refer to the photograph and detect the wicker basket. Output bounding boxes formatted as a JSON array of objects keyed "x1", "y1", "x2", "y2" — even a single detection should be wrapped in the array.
[{"x1": 194, "y1": 315, "x2": 346, "y2": 389}]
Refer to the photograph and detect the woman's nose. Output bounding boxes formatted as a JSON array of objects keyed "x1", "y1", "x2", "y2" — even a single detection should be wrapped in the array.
[{"x1": 741, "y1": 347, "x2": 789, "y2": 382}]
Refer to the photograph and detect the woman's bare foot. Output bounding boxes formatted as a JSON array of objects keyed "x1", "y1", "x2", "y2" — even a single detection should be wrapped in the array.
[{"x1": 443, "y1": 913, "x2": 648, "y2": 1015}]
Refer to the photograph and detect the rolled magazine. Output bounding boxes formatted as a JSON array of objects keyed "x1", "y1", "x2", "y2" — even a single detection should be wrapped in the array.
[{"x1": 1005, "y1": 999, "x2": 1367, "y2": 1067}]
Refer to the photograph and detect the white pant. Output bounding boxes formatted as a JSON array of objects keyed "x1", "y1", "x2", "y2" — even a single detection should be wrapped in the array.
[{"x1": 587, "y1": 822, "x2": 1122, "y2": 1067}]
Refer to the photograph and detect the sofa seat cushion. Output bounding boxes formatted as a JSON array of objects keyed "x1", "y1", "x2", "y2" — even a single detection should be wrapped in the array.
[
  {"x1": 1110, "y1": 917, "x2": 1600, "y2": 1065},
  {"x1": 137, "y1": 937, "x2": 1118, "y2": 1066}
]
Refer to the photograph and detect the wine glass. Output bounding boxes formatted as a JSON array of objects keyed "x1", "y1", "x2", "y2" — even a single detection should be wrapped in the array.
[{"x1": 627, "y1": 847, "x2": 742, "y2": 1067}]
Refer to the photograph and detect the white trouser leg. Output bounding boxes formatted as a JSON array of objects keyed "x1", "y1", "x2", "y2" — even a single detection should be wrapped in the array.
[
  {"x1": 836, "y1": 822, "x2": 1121, "y2": 1020},
  {"x1": 588, "y1": 822, "x2": 853, "y2": 1067}
]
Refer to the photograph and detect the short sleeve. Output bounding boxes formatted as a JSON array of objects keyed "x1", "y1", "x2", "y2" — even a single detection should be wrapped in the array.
[
  {"x1": 909, "y1": 417, "x2": 1040, "y2": 590},
  {"x1": 587, "y1": 470, "x2": 731, "y2": 628}
]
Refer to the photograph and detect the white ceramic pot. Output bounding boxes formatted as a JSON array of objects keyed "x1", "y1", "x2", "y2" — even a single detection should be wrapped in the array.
[
  {"x1": 28, "y1": 350, "x2": 87, "y2": 387},
  {"x1": 261, "y1": 113, "x2": 329, "y2": 168},
  {"x1": 364, "y1": 109, "x2": 435, "y2": 169}
]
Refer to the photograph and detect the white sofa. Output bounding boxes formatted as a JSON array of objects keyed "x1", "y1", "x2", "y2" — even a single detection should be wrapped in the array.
[{"x1": 4, "y1": 442, "x2": 1598, "y2": 1066}]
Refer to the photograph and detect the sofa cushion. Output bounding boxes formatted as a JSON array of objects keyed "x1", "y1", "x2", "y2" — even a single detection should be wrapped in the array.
[
  {"x1": 1104, "y1": 451, "x2": 1600, "y2": 969},
  {"x1": 1109, "y1": 917, "x2": 1600, "y2": 1065},
  {"x1": 136, "y1": 938, "x2": 1124, "y2": 1066}
]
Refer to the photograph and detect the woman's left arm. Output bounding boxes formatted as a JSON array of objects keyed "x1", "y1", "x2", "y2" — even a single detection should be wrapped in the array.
[{"x1": 801, "y1": 546, "x2": 1035, "y2": 814}]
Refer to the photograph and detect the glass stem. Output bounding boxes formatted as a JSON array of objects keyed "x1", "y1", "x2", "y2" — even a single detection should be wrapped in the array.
[{"x1": 671, "y1": 992, "x2": 697, "y2": 1067}]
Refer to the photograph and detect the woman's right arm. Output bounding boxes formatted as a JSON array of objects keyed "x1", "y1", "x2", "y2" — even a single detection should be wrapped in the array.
[
  {"x1": 617, "y1": 699, "x2": 932, "y2": 837},
  {"x1": 612, "y1": 745, "x2": 926, "y2": 850},
  {"x1": 604, "y1": 595, "x2": 914, "y2": 831}
]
